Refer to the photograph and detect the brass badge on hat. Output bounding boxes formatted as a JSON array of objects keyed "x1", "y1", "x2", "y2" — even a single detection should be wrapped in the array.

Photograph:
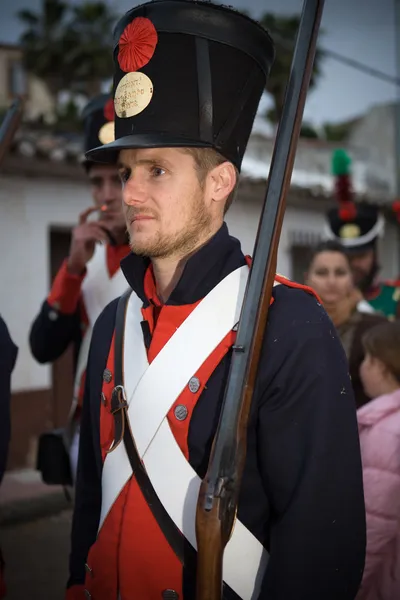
[
  {"x1": 339, "y1": 223, "x2": 361, "y2": 239},
  {"x1": 98, "y1": 121, "x2": 115, "y2": 145},
  {"x1": 114, "y1": 72, "x2": 154, "y2": 118}
]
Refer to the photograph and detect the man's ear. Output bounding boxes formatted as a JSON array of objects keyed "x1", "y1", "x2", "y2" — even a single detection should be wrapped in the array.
[{"x1": 208, "y1": 161, "x2": 237, "y2": 206}]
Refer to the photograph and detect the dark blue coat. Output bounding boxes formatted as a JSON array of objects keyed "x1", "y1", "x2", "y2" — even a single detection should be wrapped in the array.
[{"x1": 0, "y1": 316, "x2": 18, "y2": 483}]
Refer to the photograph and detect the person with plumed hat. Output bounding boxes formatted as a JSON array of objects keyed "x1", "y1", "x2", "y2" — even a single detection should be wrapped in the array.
[
  {"x1": 325, "y1": 149, "x2": 400, "y2": 320},
  {"x1": 66, "y1": 3, "x2": 366, "y2": 599},
  {"x1": 29, "y1": 95, "x2": 130, "y2": 485}
]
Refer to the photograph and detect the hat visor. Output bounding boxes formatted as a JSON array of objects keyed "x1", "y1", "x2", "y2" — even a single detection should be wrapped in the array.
[{"x1": 86, "y1": 133, "x2": 214, "y2": 164}]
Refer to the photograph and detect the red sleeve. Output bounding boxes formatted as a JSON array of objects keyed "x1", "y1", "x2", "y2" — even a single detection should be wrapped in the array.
[
  {"x1": 47, "y1": 259, "x2": 86, "y2": 315},
  {"x1": 65, "y1": 585, "x2": 85, "y2": 600}
]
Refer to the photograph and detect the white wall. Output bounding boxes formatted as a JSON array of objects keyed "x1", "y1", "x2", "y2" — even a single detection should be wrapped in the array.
[
  {"x1": 0, "y1": 176, "x2": 91, "y2": 393},
  {"x1": 378, "y1": 220, "x2": 400, "y2": 280},
  {"x1": 225, "y1": 199, "x2": 328, "y2": 278}
]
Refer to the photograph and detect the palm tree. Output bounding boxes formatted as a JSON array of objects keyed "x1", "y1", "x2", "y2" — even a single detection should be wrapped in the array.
[
  {"x1": 18, "y1": 0, "x2": 116, "y2": 100},
  {"x1": 259, "y1": 13, "x2": 324, "y2": 124},
  {"x1": 17, "y1": 0, "x2": 72, "y2": 98},
  {"x1": 65, "y1": 2, "x2": 115, "y2": 97}
]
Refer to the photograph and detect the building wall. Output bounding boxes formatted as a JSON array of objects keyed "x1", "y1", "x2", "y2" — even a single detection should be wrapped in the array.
[
  {"x1": 0, "y1": 45, "x2": 55, "y2": 122},
  {"x1": 0, "y1": 45, "x2": 21, "y2": 107},
  {"x1": 25, "y1": 75, "x2": 56, "y2": 123},
  {"x1": 0, "y1": 175, "x2": 91, "y2": 394},
  {"x1": 348, "y1": 103, "x2": 396, "y2": 197},
  {"x1": 378, "y1": 219, "x2": 400, "y2": 279}
]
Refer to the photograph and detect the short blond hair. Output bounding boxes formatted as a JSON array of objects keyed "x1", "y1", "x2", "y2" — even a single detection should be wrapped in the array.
[{"x1": 183, "y1": 147, "x2": 239, "y2": 214}]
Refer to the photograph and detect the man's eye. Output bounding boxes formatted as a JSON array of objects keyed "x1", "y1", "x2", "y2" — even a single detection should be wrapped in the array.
[
  {"x1": 152, "y1": 166, "x2": 165, "y2": 177},
  {"x1": 89, "y1": 178, "x2": 102, "y2": 187},
  {"x1": 119, "y1": 169, "x2": 130, "y2": 183}
]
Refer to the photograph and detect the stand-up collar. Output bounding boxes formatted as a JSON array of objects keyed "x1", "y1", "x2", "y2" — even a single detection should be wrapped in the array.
[{"x1": 120, "y1": 222, "x2": 246, "y2": 306}]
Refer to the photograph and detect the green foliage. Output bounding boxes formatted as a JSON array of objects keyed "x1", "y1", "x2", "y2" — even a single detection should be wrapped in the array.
[
  {"x1": 259, "y1": 12, "x2": 324, "y2": 123},
  {"x1": 300, "y1": 121, "x2": 319, "y2": 139},
  {"x1": 17, "y1": 0, "x2": 116, "y2": 99},
  {"x1": 331, "y1": 149, "x2": 351, "y2": 176},
  {"x1": 323, "y1": 121, "x2": 352, "y2": 142}
]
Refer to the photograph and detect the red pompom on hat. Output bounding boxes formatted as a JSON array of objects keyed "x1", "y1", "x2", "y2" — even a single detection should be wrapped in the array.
[
  {"x1": 103, "y1": 98, "x2": 114, "y2": 122},
  {"x1": 393, "y1": 200, "x2": 400, "y2": 222},
  {"x1": 339, "y1": 202, "x2": 357, "y2": 221},
  {"x1": 118, "y1": 17, "x2": 158, "y2": 73}
]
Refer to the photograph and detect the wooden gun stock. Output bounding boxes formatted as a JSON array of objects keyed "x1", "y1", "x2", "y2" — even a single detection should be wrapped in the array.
[
  {"x1": 0, "y1": 98, "x2": 24, "y2": 169},
  {"x1": 195, "y1": 0, "x2": 325, "y2": 598}
]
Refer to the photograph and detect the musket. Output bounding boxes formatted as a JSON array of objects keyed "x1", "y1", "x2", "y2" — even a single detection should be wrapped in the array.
[
  {"x1": 0, "y1": 97, "x2": 24, "y2": 169},
  {"x1": 195, "y1": 0, "x2": 325, "y2": 598}
]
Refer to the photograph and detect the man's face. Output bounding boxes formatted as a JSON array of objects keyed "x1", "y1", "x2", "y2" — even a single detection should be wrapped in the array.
[
  {"x1": 88, "y1": 164, "x2": 126, "y2": 235},
  {"x1": 118, "y1": 148, "x2": 219, "y2": 259},
  {"x1": 347, "y1": 248, "x2": 375, "y2": 289}
]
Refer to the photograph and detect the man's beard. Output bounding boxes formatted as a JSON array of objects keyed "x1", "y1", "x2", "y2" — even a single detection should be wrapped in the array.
[
  {"x1": 354, "y1": 261, "x2": 380, "y2": 294},
  {"x1": 127, "y1": 194, "x2": 213, "y2": 259}
]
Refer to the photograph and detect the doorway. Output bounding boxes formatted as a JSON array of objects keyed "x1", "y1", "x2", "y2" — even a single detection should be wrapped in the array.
[{"x1": 49, "y1": 227, "x2": 74, "y2": 427}]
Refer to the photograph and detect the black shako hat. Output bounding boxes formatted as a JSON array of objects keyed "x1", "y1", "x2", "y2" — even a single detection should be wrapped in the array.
[
  {"x1": 324, "y1": 203, "x2": 385, "y2": 253},
  {"x1": 82, "y1": 93, "x2": 115, "y2": 155},
  {"x1": 86, "y1": 0, "x2": 275, "y2": 170}
]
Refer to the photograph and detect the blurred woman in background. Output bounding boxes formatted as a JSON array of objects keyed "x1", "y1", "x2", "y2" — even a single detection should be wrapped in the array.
[{"x1": 305, "y1": 240, "x2": 385, "y2": 408}]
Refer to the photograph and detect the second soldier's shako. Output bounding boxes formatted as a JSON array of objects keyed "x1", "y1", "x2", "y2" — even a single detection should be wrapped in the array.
[
  {"x1": 324, "y1": 149, "x2": 385, "y2": 252},
  {"x1": 81, "y1": 93, "x2": 115, "y2": 157},
  {"x1": 87, "y1": 0, "x2": 275, "y2": 169}
]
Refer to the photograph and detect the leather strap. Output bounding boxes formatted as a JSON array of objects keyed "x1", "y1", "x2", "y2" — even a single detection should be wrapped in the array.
[
  {"x1": 111, "y1": 290, "x2": 193, "y2": 565},
  {"x1": 107, "y1": 290, "x2": 131, "y2": 453}
]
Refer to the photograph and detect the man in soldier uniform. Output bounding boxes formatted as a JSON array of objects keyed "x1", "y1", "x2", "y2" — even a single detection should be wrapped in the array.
[
  {"x1": 29, "y1": 94, "x2": 130, "y2": 482},
  {"x1": 325, "y1": 203, "x2": 400, "y2": 320},
  {"x1": 66, "y1": 3, "x2": 366, "y2": 599}
]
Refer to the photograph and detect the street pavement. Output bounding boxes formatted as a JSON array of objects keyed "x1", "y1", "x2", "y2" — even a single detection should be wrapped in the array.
[{"x1": 0, "y1": 509, "x2": 72, "y2": 600}]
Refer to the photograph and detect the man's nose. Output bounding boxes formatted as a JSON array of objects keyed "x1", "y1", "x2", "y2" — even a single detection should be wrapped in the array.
[{"x1": 123, "y1": 177, "x2": 146, "y2": 206}]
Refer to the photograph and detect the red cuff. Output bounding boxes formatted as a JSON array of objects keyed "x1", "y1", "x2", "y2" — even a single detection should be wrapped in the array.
[
  {"x1": 47, "y1": 259, "x2": 86, "y2": 315},
  {"x1": 65, "y1": 584, "x2": 85, "y2": 600}
]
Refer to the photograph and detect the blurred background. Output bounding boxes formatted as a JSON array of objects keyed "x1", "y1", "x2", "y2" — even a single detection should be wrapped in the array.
[{"x1": 0, "y1": 0, "x2": 399, "y2": 598}]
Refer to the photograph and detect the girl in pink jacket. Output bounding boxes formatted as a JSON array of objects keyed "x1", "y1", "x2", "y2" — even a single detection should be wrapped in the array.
[{"x1": 357, "y1": 320, "x2": 400, "y2": 600}]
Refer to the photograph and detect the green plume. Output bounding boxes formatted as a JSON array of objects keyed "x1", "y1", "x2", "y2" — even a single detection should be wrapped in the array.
[{"x1": 332, "y1": 149, "x2": 351, "y2": 176}]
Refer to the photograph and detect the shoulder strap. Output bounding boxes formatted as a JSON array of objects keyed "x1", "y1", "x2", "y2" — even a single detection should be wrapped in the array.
[{"x1": 112, "y1": 290, "x2": 190, "y2": 565}]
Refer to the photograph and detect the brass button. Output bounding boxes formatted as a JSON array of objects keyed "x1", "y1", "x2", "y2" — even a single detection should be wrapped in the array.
[
  {"x1": 84, "y1": 590, "x2": 92, "y2": 599},
  {"x1": 162, "y1": 590, "x2": 179, "y2": 600}
]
